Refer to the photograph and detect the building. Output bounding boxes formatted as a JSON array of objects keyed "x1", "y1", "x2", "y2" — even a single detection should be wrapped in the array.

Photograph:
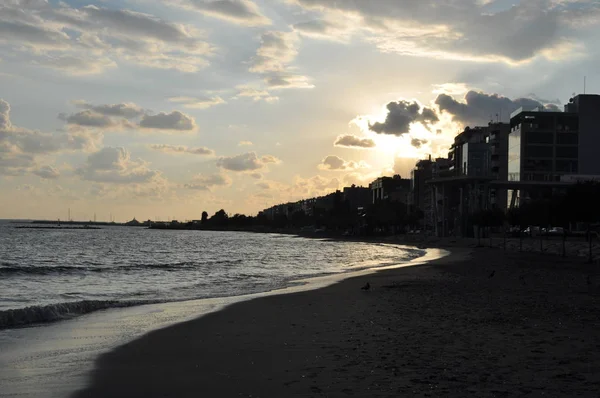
[
  {"x1": 369, "y1": 175, "x2": 411, "y2": 204},
  {"x1": 342, "y1": 185, "x2": 371, "y2": 212},
  {"x1": 507, "y1": 94, "x2": 600, "y2": 206},
  {"x1": 488, "y1": 123, "x2": 510, "y2": 209}
]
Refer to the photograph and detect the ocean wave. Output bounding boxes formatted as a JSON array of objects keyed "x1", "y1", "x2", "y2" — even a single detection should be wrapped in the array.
[
  {"x1": 0, "y1": 259, "x2": 245, "y2": 276},
  {"x1": 0, "y1": 299, "x2": 157, "y2": 329}
]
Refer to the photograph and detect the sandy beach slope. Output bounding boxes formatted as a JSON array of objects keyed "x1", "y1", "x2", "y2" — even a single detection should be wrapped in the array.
[{"x1": 73, "y1": 248, "x2": 600, "y2": 397}]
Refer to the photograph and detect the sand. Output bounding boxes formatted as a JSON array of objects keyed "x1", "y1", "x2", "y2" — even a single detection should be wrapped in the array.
[{"x1": 73, "y1": 248, "x2": 600, "y2": 397}]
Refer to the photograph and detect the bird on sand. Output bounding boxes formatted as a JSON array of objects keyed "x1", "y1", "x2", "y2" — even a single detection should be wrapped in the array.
[
  {"x1": 361, "y1": 282, "x2": 370, "y2": 291},
  {"x1": 488, "y1": 270, "x2": 496, "y2": 278}
]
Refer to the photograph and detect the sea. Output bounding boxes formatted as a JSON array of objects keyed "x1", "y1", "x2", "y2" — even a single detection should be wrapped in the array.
[
  {"x1": 0, "y1": 220, "x2": 430, "y2": 397},
  {"x1": 0, "y1": 221, "x2": 425, "y2": 329}
]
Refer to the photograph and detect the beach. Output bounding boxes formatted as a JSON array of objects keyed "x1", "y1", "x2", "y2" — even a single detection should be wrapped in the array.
[{"x1": 73, "y1": 248, "x2": 600, "y2": 397}]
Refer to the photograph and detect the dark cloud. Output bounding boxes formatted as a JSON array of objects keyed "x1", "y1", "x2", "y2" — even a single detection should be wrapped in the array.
[
  {"x1": 216, "y1": 152, "x2": 280, "y2": 172},
  {"x1": 334, "y1": 134, "x2": 376, "y2": 148},
  {"x1": 181, "y1": 0, "x2": 270, "y2": 26},
  {"x1": 150, "y1": 144, "x2": 214, "y2": 155},
  {"x1": 33, "y1": 165, "x2": 60, "y2": 179},
  {"x1": 185, "y1": 173, "x2": 231, "y2": 191},
  {"x1": 139, "y1": 111, "x2": 196, "y2": 131},
  {"x1": 318, "y1": 155, "x2": 368, "y2": 171},
  {"x1": 288, "y1": 0, "x2": 593, "y2": 63},
  {"x1": 62, "y1": 110, "x2": 116, "y2": 128},
  {"x1": 369, "y1": 100, "x2": 438, "y2": 136},
  {"x1": 435, "y1": 90, "x2": 561, "y2": 126},
  {"x1": 0, "y1": 1, "x2": 212, "y2": 74},
  {"x1": 0, "y1": 19, "x2": 69, "y2": 49},
  {"x1": 410, "y1": 138, "x2": 428, "y2": 148},
  {"x1": 73, "y1": 101, "x2": 145, "y2": 119}
]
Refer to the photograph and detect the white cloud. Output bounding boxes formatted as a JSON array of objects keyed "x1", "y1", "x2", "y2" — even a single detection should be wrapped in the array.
[
  {"x1": 247, "y1": 31, "x2": 313, "y2": 91},
  {"x1": 150, "y1": 144, "x2": 214, "y2": 155},
  {"x1": 76, "y1": 147, "x2": 160, "y2": 184},
  {"x1": 234, "y1": 86, "x2": 279, "y2": 103},
  {"x1": 0, "y1": 98, "x2": 102, "y2": 176},
  {"x1": 173, "y1": 0, "x2": 271, "y2": 26},
  {"x1": 168, "y1": 96, "x2": 226, "y2": 109}
]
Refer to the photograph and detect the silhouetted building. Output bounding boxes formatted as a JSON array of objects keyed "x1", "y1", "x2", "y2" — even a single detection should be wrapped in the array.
[
  {"x1": 343, "y1": 185, "x2": 370, "y2": 211},
  {"x1": 488, "y1": 123, "x2": 510, "y2": 209},
  {"x1": 507, "y1": 94, "x2": 600, "y2": 206},
  {"x1": 369, "y1": 175, "x2": 411, "y2": 204}
]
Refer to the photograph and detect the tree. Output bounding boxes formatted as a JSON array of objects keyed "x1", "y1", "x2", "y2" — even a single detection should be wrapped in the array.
[{"x1": 201, "y1": 211, "x2": 208, "y2": 224}]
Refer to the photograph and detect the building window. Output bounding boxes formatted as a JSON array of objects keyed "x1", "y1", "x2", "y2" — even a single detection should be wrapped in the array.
[
  {"x1": 557, "y1": 133, "x2": 578, "y2": 145},
  {"x1": 524, "y1": 145, "x2": 553, "y2": 158},
  {"x1": 525, "y1": 132, "x2": 554, "y2": 144},
  {"x1": 556, "y1": 146, "x2": 578, "y2": 158},
  {"x1": 556, "y1": 160, "x2": 578, "y2": 172}
]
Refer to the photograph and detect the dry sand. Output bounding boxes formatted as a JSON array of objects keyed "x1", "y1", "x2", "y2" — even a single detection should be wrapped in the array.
[{"x1": 73, "y1": 248, "x2": 600, "y2": 397}]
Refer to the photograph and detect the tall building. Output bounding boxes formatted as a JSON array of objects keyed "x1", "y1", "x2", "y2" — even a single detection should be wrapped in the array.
[
  {"x1": 488, "y1": 123, "x2": 510, "y2": 209},
  {"x1": 508, "y1": 94, "x2": 600, "y2": 205}
]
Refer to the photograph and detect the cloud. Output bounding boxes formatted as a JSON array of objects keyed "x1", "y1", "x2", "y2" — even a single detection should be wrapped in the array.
[
  {"x1": 0, "y1": 1, "x2": 213, "y2": 74},
  {"x1": 76, "y1": 147, "x2": 159, "y2": 184},
  {"x1": 176, "y1": 0, "x2": 270, "y2": 26},
  {"x1": 168, "y1": 96, "x2": 226, "y2": 109},
  {"x1": 250, "y1": 31, "x2": 299, "y2": 73},
  {"x1": 216, "y1": 152, "x2": 281, "y2": 172},
  {"x1": 247, "y1": 31, "x2": 313, "y2": 91},
  {"x1": 238, "y1": 141, "x2": 253, "y2": 146},
  {"x1": 185, "y1": 173, "x2": 232, "y2": 191},
  {"x1": 150, "y1": 144, "x2": 214, "y2": 155},
  {"x1": 139, "y1": 111, "x2": 197, "y2": 131},
  {"x1": 234, "y1": 86, "x2": 279, "y2": 103},
  {"x1": 0, "y1": 100, "x2": 11, "y2": 130},
  {"x1": 293, "y1": 18, "x2": 356, "y2": 41},
  {"x1": 334, "y1": 134, "x2": 376, "y2": 149},
  {"x1": 0, "y1": 98, "x2": 102, "y2": 175},
  {"x1": 61, "y1": 101, "x2": 198, "y2": 132},
  {"x1": 72, "y1": 101, "x2": 145, "y2": 118},
  {"x1": 264, "y1": 74, "x2": 314, "y2": 89},
  {"x1": 33, "y1": 165, "x2": 60, "y2": 179},
  {"x1": 369, "y1": 100, "x2": 438, "y2": 136},
  {"x1": 62, "y1": 110, "x2": 119, "y2": 128},
  {"x1": 435, "y1": 90, "x2": 559, "y2": 126},
  {"x1": 318, "y1": 155, "x2": 369, "y2": 171},
  {"x1": 410, "y1": 138, "x2": 428, "y2": 148},
  {"x1": 287, "y1": 0, "x2": 599, "y2": 64}
]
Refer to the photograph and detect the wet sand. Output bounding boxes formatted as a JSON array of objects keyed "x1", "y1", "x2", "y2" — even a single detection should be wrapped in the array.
[{"x1": 73, "y1": 249, "x2": 600, "y2": 397}]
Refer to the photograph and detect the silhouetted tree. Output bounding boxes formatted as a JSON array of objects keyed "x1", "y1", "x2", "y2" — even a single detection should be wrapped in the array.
[{"x1": 201, "y1": 211, "x2": 208, "y2": 224}]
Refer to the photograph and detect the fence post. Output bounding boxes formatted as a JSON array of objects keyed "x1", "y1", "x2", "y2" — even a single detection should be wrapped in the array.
[
  {"x1": 589, "y1": 229, "x2": 593, "y2": 264},
  {"x1": 520, "y1": 231, "x2": 523, "y2": 252}
]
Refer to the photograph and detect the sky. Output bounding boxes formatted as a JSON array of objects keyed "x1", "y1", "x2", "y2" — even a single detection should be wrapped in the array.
[{"x1": 1, "y1": 0, "x2": 600, "y2": 221}]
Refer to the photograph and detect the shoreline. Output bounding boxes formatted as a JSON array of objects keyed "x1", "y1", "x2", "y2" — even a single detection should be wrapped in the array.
[
  {"x1": 73, "y1": 247, "x2": 600, "y2": 397},
  {"x1": 0, "y1": 241, "x2": 442, "y2": 398}
]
